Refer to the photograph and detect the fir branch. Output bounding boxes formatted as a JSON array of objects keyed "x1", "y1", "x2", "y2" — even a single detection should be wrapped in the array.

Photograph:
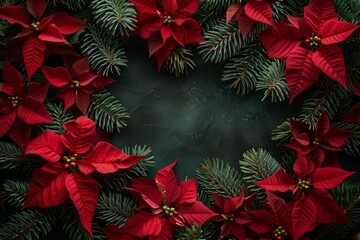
[
  {"x1": 39, "y1": 102, "x2": 74, "y2": 134},
  {"x1": 88, "y1": 89, "x2": 130, "y2": 133},
  {"x1": 96, "y1": 192, "x2": 136, "y2": 227},
  {"x1": 298, "y1": 79, "x2": 350, "y2": 129},
  {"x1": 283, "y1": 0, "x2": 311, "y2": 17},
  {"x1": 333, "y1": 0, "x2": 360, "y2": 24},
  {"x1": 90, "y1": 0, "x2": 137, "y2": 36},
  {"x1": 0, "y1": 208, "x2": 58, "y2": 240},
  {"x1": 1, "y1": 180, "x2": 29, "y2": 208},
  {"x1": 196, "y1": 157, "x2": 243, "y2": 198},
  {"x1": 174, "y1": 223, "x2": 219, "y2": 240},
  {"x1": 164, "y1": 47, "x2": 196, "y2": 77},
  {"x1": 0, "y1": 141, "x2": 34, "y2": 175},
  {"x1": 80, "y1": 23, "x2": 128, "y2": 76},
  {"x1": 198, "y1": 20, "x2": 267, "y2": 63},
  {"x1": 256, "y1": 60, "x2": 289, "y2": 103},
  {"x1": 50, "y1": 0, "x2": 88, "y2": 10},
  {"x1": 271, "y1": 119, "x2": 292, "y2": 145},
  {"x1": 221, "y1": 43, "x2": 267, "y2": 96},
  {"x1": 200, "y1": 0, "x2": 242, "y2": 12},
  {"x1": 193, "y1": 6, "x2": 221, "y2": 32},
  {"x1": 334, "y1": 122, "x2": 360, "y2": 157},
  {"x1": 239, "y1": 148, "x2": 280, "y2": 204}
]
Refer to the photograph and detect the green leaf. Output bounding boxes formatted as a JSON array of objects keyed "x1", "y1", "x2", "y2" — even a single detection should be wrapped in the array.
[
  {"x1": 239, "y1": 148, "x2": 280, "y2": 204},
  {"x1": 196, "y1": 157, "x2": 243, "y2": 198},
  {"x1": 88, "y1": 90, "x2": 130, "y2": 133}
]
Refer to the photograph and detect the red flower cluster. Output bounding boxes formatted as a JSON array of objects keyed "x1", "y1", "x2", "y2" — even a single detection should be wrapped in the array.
[
  {"x1": 104, "y1": 161, "x2": 216, "y2": 239},
  {"x1": 24, "y1": 116, "x2": 144, "y2": 237},
  {"x1": 129, "y1": 0, "x2": 204, "y2": 70},
  {"x1": 259, "y1": 0, "x2": 359, "y2": 101}
]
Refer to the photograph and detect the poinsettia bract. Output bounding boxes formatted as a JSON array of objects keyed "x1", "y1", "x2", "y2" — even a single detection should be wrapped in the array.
[{"x1": 24, "y1": 116, "x2": 143, "y2": 236}]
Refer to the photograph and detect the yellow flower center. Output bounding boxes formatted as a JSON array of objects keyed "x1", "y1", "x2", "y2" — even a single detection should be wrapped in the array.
[
  {"x1": 163, "y1": 15, "x2": 173, "y2": 24},
  {"x1": 162, "y1": 205, "x2": 175, "y2": 216},
  {"x1": 30, "y1": 21, "x2": 40, "y2": 30}
]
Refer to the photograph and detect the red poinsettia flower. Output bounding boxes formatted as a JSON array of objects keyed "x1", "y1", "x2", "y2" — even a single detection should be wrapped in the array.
[
  {"x1": 0, "y1": 0, "x2": 85, "y2": 79},
  {"x1": 24, "y1": 116, "x2": 144, "y2": 237},
  {"x1": 343, "y1": 102, "x2": 360, "y2": 124},
  {"x1": 0, "y1": 60, "x2": 52, "y2": 150},
  {"x1": 255, "y1": 155, "x2": 354, "y2": 239},
  {"x1": 42, "y1": 57, "x2": 114, "y2": 114},
  {"x1": 259, "y1": 0, "x2": 359, "y2": 101},
  {"x1": 211, "y1": 192, "x2": 257, "y2": 239},
  {"x1": 287, "y1": 113, "x2": 350, "y2": 167},
  {"x1": 103, "y1": 160, "x2": 216, "y2": 240},
  {"x1": 226, "y1": 0, "x2": 274, "y2": 38},
  {"x1": 247, "y1": 191, "x2": 293, "y2": 240},
  {"x1": 129, "y1": 0, "x2": 204, "y2": 70}
]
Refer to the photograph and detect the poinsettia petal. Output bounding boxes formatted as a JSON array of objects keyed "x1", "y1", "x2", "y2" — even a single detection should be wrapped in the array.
[
  {"x1": 91, "y1": 75, "x2": 116, "y2": 89},
  {"x1": 0, "y1": 6, "x2": 30, "y2": 28},
  {"x1": 247, "y1": 210, "x2": 273, "y2": 234},
  {"x1": 255, "y1": 168, "x2": 297, "y2": 192},
  {"x1": 292, "y1": 195, "x2": 317, "y2": 240},
  {"x1": 178, "y1": 178, "x2": 197, "y2": 205},
  {"x1": 237, "y1": 15, "x2": 254, "y2": 38},
  {"x1": 27, "y1": 0, "x2": 46, "y2": 19},
  {"x1": 324, "y1": 127, "x2": 350, "y2": 147},
  {"x1": 9, "y1": 118, "x2": 31, "y2": 152},
  {"x1": 312, "y1": 167, "x2": 355, "y2": 189},
  {"x1": 314, "y1": 112, "x2": 330, "y2": 138},
  {"x1": 312, "y1": 45, "x2": 347, "y2": 88},
  {"x1": 231, "y1": 224, "x2": 246, "y2": 240},
  {"x1": 263, "y1": 191, "x2": 292, "y2": 231},
  {"x1": 128, "y1": 178, "x2": 163, "y2": 209},
  {"x1": 309, "y1": 189, "x2": 352, "y2": 224},
  {"x1": 286, "y1": 47, "x2": 321, "y2": 102},
  {"x1": 182, "y1": 18, "x2": 204, "y2": 44},
  {"x1": 48, "y1": 12, "x2": 85, "y2": 34},
  {"x1": 26, "y1": 130, "x2": 64, "y2": 162},
  {"x1": 2, "y1": 59, "x2": 23, "y2": 95},
  {"x1": 76, "y1": 91, "x2": 91, "y2": 115},
  {"x1": 211, "y1": 193, "x2": 225, "y2": 209},
  {"x1": 39, "y1": 24, "x2": 67, "y2": 43},
  {"x1": 178, "y1": 0, "x2": 199, "y2": 16},
  {"x1": 129, "y1": 0, "x2": 158, "y2": 23},
  {"x1": 135, "y1": 19, "x2": 163, "y2": 39},
  {"x1": 293, "y1": 154, "x2": 314, "y2": 178},
  {"x1": 61, "y1": 116, "x2": 96, "y2": 154},
  {"x1": 23, "y1": 163, "x2": 69, "y2": 208},
  {"x1": 71, "y1": 57, "x2": 90, "y2": 76},
  {"x1": 163, "y1": 0, "x2": 177, "y2": 15},
  {"x1": 24, "y1": 82, "x2": 50, "y2": 103},
  {"x1": 149, "y1": 31, "x2": 166, "y2": 56},
  {"x1": 244, "y1": 0, "x2": 273, "y2": 25},
  {"x1": 321, "y1": 20, "x2": 359, "y2": 45},
  {"x1": 118, "y1": 213, "x2": 162, "y2": 238},
  {"x1": 81, "y1": 142, "x2": 142, "y2": 174},
  {"x1": 0, "y1": 108, "x2": 16, "y2": 137},
  {"x1": 259, "y1": 20, "x2": 302, "y2": 59},
  {"x1": 17, "y1": 97, "x2": 53, "y2": 125},
  {"x1": 303, "y1": 0, "x2": 337, "y2": 33},
  {"x1": 65, "y1": 173, "x2": 99, "y2": 237},
  {"x1": 180, "y1": 201, "x2": 217, "y2": 225},
  {"x1": 154, "y1": 40, "x2": 174, "y2": 71},
  {"x1": 226, "y1": 4, "x2": 243, "y2": 24},
  {"x1": 54, "y1": 88, "x2": 76, "y2": 110},
  {"x1": 42, "y1": 66, "x2": 71, "y2": 87},
  {"x1": 224, "y1": 192, "x2": 245, "y2": 214},
  {"x1": 23, "y1": 37, "x2": 46, "y2": 80}
]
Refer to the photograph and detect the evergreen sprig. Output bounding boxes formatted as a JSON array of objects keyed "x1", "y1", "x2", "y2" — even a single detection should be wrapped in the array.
[
  {"x1": 1, "y1": 180, "x2": 28, "y2": 208},
  {"x1": 333, "y1": 0, "x2": 360, "y2": 24},
  {"x1": 39, "y1": 102, "x2": 74, "y2": 134},
  {"x1": 194, "y1": 6, "x2": 221, "y2": 32},
  {"x1": 221, "y1": 43, "x2": 267, "y2": 96},
  {"x1": 51, "y1": 0, "x2": 88, "y2": 10},
  {"x1": 88, "y1": 89, "x2": 130, "y2": 133},
  {"x1": 122, "y1": 145, "x2": 155, "y2": 178},
  {"x1": 80, "y1": 23, "x2": 128, "y2": 76},
  {"x1": 200, "y1": 0, "x2": 242, "y2": 11},
  {"x1": 239, "y1": 148, "x2": 280, "y2": 204},
  {"x1": 96, "y1": 192, "x2": 136, "y2": 227},
  {"x1": 256, "y1": 60, "x2": 289, "y2": 103},
  {"x1": 196, "y1": 157, "x2": 243, "y2": 198},
  {"x1": 334, "y1": 122, "x2": 360, "y2": 157},
  {"x1": 283, "y1": 0, "x2": 311, "y2": 17},
  {"x1": 90, "y1": 0, "x2": 137, "y2": 36},
  {"x1": 164, "y1": 47, "x2": 196, "y2": 77},
  {"x1": 271, "y1": 119, "x2": 292, "y2": 145},
  {"x1": 174, "y1": 223, "x2": 219, "y2": 240},
  {"x1": 0, "y1": 208, "x2": 58, "y2": 240},
  {"x1": 0, "y1": 141, "x2": 34, "y2": 175}
]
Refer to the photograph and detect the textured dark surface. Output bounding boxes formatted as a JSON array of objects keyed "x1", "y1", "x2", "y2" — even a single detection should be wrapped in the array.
[{"x1": 110, "y1": 47, "x2": 301, "y2": 177}]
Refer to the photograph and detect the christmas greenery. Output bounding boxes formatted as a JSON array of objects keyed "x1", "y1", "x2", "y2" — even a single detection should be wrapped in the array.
[{"x1": 0, "y1": 0, "x2": 359, "y2": 239}]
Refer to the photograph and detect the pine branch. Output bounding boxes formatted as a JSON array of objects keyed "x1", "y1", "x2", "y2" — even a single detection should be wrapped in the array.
[
  {"x1": 334, "y1": 122, "x2": 360, "y2": 157},
  {"x1": 221, "y1": 43, "x2": 267, "y2": 95},
  {"x1": 200, "y1": 0, "x2": 242, "y2": 11},
  {"x1": 239, "y1": 148, "x2": 280, "y2": 204},
  {"x1": 333, "y1": 0, "x2": 360, "y2": 24},
  {"x1": 0, "y1": 208, "x2": 59, "y2": 240},
  {"x1": 196, "y1": 157, "x2": 243, "y2": 198},
  {"x1": 50, "y1": 0, "x2": 89, "y2": 11},
  {"x1": 298, "y1": 79, "x2": 350, "y2": 129},
  {"x1": 164, "y1": 47, "x2": 196, "y2": 77},
  {"x1": 256, "y1": 59, "x2": 289, "y2": 103},
  {"x1": 193, "y1": 6, "x2": 221, "y2": 32},
  {"x1": 283, "y1": 0, "x2": 311, "y2": 17},
  {"x1": 0, "y1": 141, "x2": 34, "y2": 175},
  {"x1": 1, "y1": 180, "x2": 28, "y2": 208},
  {"x1": 271, "y1": 119, "x2": 292, "y2": 145},
  {"x1": 39, "y1": 102, "x2": 74, "y2": 134},
  {"x1": 90, "y1": 0, "x2": 137, "y2": 36},
  {"x1": 96, "y1": 192, "x2": 136, "y2": 227},
  {"x1": 198, "y1": 20, "x2": 267, "y2": 63},
  {"x1": 88, "y1": 89, "x2": 130, "y2": 133},
  {"x1": 174, "y1": 223, "x2": 219, "y2": 240},
  {"x1": 80, "y1": 23, "x2": 128, "y2": 76}
]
